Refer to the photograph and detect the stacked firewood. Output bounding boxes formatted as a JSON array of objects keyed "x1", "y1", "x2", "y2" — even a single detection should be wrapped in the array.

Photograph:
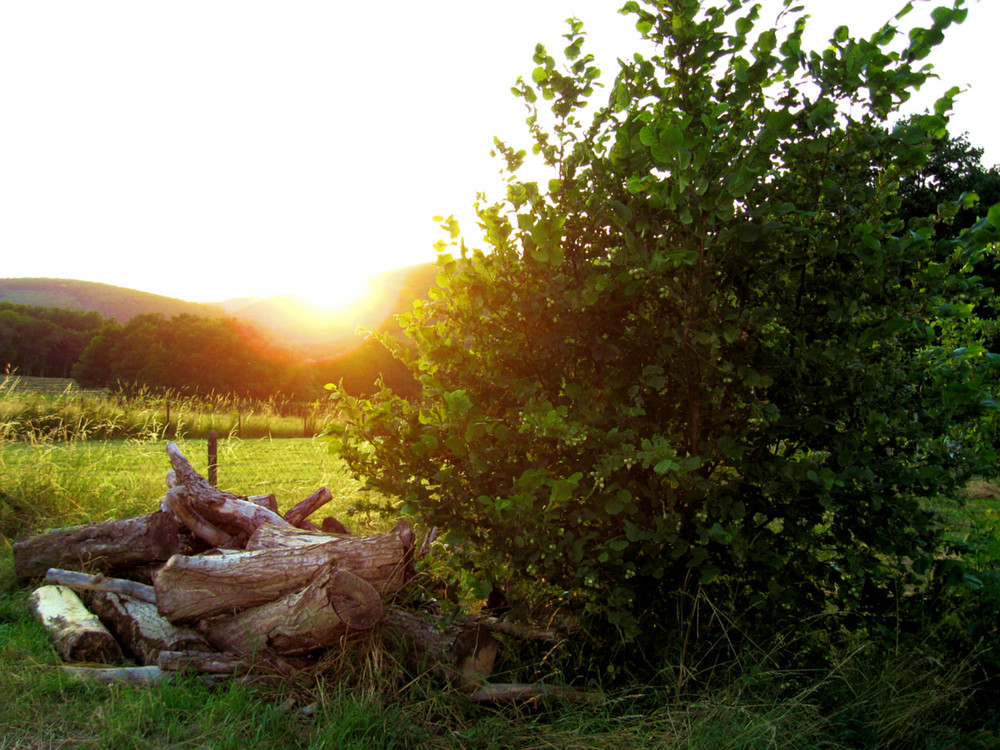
[{"x1": 12, "y1": 442, "x2": 501, "y2": 691}]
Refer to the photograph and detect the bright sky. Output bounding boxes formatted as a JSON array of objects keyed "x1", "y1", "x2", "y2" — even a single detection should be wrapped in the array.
[{"x1": 1, "y1": 1, "x2": 996, "y2": 306}]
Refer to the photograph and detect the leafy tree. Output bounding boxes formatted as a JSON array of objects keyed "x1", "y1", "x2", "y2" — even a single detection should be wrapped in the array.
[{"x1": 329, "y1": 0, "x2": 1000, "y2": 672}]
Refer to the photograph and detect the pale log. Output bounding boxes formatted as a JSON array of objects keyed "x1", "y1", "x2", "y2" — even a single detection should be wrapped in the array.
[
  {"x1": 203, "y1": 567, "x2": 382, "y2": 656},
  {"x1": 62, "y1": 665, "x2": 168, "y2": 686},
  {"x1": 13, "y1": 512, "x2": 181, "y2": 583},
  {"x1": 88, "y1": 591, "x2": 213, "y2": 666},
  {"x1": 45, "y1": 568, "x2": 157, "y2": 604},
  {"x1": 284, "y1": 487, "x2": 332, "y2": 528},
  {"x1": 154, "y1": 523, "x2": 413, "y2": 622},
  {"x1": 382, "y1": 606, "x2": 497, "y2": 689},
  {"x1": 29, "y1": 585, "x2": 123, "y2": 664},
  {"x1": 165, "y1": 441, "x2": 292, "y2": 541}
]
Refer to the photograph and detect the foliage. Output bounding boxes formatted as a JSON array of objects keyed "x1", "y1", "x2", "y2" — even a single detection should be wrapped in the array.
[
  {"x1": 0, "y1": 303, "x2": 106, "y2": 378},
  {"x1": 328, "y1": 0, "x2": 1000, "y2": 674}
]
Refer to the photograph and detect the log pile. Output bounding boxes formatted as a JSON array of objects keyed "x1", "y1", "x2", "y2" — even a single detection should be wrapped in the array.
[{"x1": 13, "y1": 442, "x2": 503, "y2": 691}]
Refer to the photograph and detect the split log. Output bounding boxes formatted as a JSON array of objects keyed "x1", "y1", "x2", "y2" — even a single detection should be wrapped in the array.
[
  {"x1": 62, "y1": 665, "x2": 168, "y2": 686},
  {"x1": 202, "y1": 567, "x2": 382, "y2": 656},
  {"x1": 284, "y1": 487, "x2": 332, "y2": 528},
  {"x1": 88, "y1": 591, "x2": 212, "y2": 666},
  {"x1": 45, "y1": 568, "x2": 157, "y2": 604},
  {"x1": 29, "y1": 585, "x2": 123, "y2": 664},
  {"x1": 13, "y1": 511, "x2": 181, "y2": 583},
  {"x1": 154, "y1": 522, "x2": 413, "y2": 622},
  {"x1": 382, "y1": 605, "x2": 497, "y2": 689},
  {"x1": 164, "y1": 442, "x2": 292, "y2": 543}
]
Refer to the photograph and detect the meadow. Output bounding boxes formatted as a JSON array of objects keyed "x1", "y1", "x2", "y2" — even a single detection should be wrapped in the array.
[{"x1": 2, "y1": 385, "x2": 1000, "y2": 748}]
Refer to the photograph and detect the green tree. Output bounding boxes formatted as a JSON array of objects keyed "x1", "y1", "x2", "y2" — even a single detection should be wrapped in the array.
[{"x1": 329, "y1": 0, "x2": 1000, "y2": 672}]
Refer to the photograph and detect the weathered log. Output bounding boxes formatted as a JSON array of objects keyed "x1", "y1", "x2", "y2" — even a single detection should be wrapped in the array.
[
  {"x1": 248, "y1": 494, "x2": 278, "y2": 513},
  {"x1": 165, "y1": 442, "x2": 292, "y2": 541},
  {"x1": 62, "y1": 665, "x2": 168, "y2": 686},
  {"x1": 154, "y1": 522, "x2": 413, "y2": 622},
  {"x1": 157, "y1": 650, "x2": 252, "y2": 675},
  {"x1": 321, "y1": 516, "x2": 351, "y2": 535},
  {"x1": 202, "y1": 567, "x2": 382, "y2": 656},
  {"x1": 29, "y1": 585, "x2": 123, "y2": 664},
  {"x1": 88, "y1": 591, "x2": 212, "y2": 666},
  {"x1": 162, "y1": 486, "x2": 232, "y2": 548},
  {"x1": 45, "y1": 568, "x2": 157, "y2": 604},
  {"x1": 382, "y1": 605, "x2": 497, "y2": 689},
  {"x1": 13, "y1": 512, "x2": 181, "y2": 583},
  {"x1": 284, "y1": 487, "x2": 332, "y2": 528}
]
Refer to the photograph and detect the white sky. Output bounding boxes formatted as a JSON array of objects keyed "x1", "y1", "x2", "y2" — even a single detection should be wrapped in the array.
[{"x1": 1, "y1": 1, "x2": 997, "y2": 306}]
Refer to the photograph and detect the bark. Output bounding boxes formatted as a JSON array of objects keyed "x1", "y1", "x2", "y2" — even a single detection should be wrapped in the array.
[
  {"x1": 88, "y1": 591, "x2": 212, "y2": 666},
  {"x1": 29, "y1": 585, "x2": 123, "y2": 664},
  {"x1": 45, "y1": 568, "x2": 157, "y2": 605},
  {"x1": 165, "y1": 441, "x2": 291, "y2": 543},
  {"x1": 202, "y1": 567, "x2": 382, "y2": 656},
  {"x1": 154, "y1": 522, "x2": 413, "y2": 622},
  {"x1": 162, "y1": 486, "x2": 232, "y2": 549},
  {"x1": 13, "y1": 512, "x2": 181, "y2": 583},
  {"x1": 284, "y1": 487, "x2": 332, "y2": 528},
  {"x1": 382, "y1": 606, "x2": 497, "y2": 689}
]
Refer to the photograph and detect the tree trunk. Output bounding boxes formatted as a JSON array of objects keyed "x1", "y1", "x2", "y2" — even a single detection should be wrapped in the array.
[
  {"x1": 202, "y1": 567, "x2": 382, "y2": 656},
  {"x1": 87, "y1": 591, "x2": 212, "y2": 666},
  {"x1": 381, "y1": 605, "x2": 497, "y2": 689},
  {"x1": 14, "y1": 512, "x2": 181, "y2": 583},
  {"x1": 153, "y1": 522, "x2": 413, "y2": 623},
  {"x1": 29, "y1": 585, "x2": 123, "y2": 664}
]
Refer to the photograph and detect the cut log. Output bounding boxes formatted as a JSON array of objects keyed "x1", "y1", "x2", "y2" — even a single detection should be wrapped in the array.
[
  {"x1": 284, "y1": 487, "x2": 332, "y2": 528},
  {"x1": 165, "y1": 442, "x2": 292, "y2": 542},
  {"x1": 45, "y1": 568, "x2": 157, "y2": 604},
  {"x1": 248, "y1": 494, "x2": 278, "y2": 513},
  {"x1": 202, "y1": 567, "x2": 382, "y2": 656},
  {"x1": 321, "y1": 516, "x2": 351, "y2": 535},
  {"x1": 29, "y1": 585, "x2": 123, "y2": 664},
  {"x1": 382, "y1": 606, "x2": 497, "y2": 689},
  {"x1": 154, "y1": 522, "x2": 413, "y2": 622},
  {"x1": 88, "y1": 591, "x2": 213, "y2": 666},
  {"x1": 162, "y1": 486, "x2": 232, "y2": 548},
  {"x1": 13, "y1": 512, "x2": 181, "y2": 583}
]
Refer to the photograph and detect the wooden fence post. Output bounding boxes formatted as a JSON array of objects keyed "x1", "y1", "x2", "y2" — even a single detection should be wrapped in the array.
[{"x1": 208, "y1": 430, "x2": 218, "y2": 488}]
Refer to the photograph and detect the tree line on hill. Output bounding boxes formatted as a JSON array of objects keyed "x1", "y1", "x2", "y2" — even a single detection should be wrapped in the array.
[{"x1": 1, "y1": 304, "x2": 416, "y2": 401}]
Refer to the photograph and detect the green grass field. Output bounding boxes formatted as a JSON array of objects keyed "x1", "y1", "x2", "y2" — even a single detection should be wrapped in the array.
[{"x1": 2, "y1": 434, "x2": 1000, "y2": 747}]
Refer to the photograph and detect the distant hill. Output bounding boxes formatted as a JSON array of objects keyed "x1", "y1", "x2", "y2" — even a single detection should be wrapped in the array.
[
  {"x1": 0, "y1": 278, "x2": 224, "y2": 323},
  {"x1": 0, "y1": 264, "x2": 440, "y2": 361}
]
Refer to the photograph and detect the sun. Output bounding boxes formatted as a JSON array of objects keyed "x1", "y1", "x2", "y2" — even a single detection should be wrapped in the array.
[{"x1": 294, "y1": 270, "x2": 374, "y2": 312}]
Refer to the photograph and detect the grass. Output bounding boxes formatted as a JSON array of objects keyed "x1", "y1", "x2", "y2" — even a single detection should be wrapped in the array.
[{"x1": 1, "y1": 422, "x2": 999, "y2": 746}]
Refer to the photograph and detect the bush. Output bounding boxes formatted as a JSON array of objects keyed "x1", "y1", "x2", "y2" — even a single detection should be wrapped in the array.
[{"x1": 329, "y1": 0, "x2": 1000, "y2": 676}]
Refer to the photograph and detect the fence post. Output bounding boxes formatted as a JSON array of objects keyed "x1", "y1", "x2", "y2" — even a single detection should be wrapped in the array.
[{"x1": 208, "y1": 430, "x2": 218, "y2": 488}]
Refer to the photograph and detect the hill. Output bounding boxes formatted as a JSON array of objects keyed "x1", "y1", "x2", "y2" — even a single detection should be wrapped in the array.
[{"x1": 0, "y1": 278, "x2": 224, "y2": 323}]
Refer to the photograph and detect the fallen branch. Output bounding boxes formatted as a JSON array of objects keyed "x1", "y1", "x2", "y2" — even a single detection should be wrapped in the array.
[{"x1": 45, "y1": 568, "x2": 157, "y2": 604}]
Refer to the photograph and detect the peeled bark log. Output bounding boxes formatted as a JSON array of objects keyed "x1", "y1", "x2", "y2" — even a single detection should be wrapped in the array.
[
  {"x1": 284, "y1": 487, "x2": 332, "y2": 528},
  {"x1": 29, "y1": 585, "x2": 123, "y2": 664},
  {"x1": 45, "y1": 568, "x2": 157, "y2": 604},
  {"x1": 88, "y1": 591, "x2": 212, "y2": 666},
  {"x1": 165, "y1": 442, "x2": 292, "y2": 542},
  {"x1": 13, "y1": 512, "x2": 181, "y2": 583},
  {"x1": 154, "y1": 523, "x2": 413, "y2": 622},
  {"x1": 382, "y1": 606, "x2": 497, "y2": 689},
  {"x1": 202, "y1": 567, "x2": 382, "y2": 656}
]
